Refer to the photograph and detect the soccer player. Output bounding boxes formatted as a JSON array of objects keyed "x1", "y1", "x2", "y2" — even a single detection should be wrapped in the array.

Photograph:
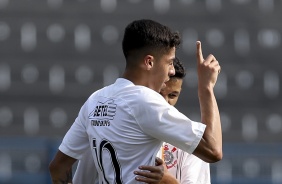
[
  {"x1": 71, "y1": 58, "x2": 210, "y2": 184},
  {"x1": 49, "y1": 19, "x2": 222, "y2": 184}
]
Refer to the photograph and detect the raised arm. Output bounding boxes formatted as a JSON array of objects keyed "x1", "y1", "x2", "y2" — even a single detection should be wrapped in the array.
[{"x1": 192, "y1": 41, "x2": 223, "y2": 163}]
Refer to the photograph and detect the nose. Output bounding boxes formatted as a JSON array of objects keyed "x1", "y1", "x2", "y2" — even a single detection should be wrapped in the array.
[{"x1": 169, "y1": 65, "x2": 175, "y2": 76}]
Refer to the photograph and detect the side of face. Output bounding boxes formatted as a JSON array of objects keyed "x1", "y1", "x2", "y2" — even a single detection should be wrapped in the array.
[
  {"x1": 150, "y1": 47, "x2": 176, "y2": 92},
  {"x1": 160, "y1": 77, "x2": 183, "y2": 106}
]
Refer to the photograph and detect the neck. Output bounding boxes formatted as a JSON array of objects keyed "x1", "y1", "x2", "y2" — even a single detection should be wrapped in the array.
[
  {"x1": 122, "y1": 67, "x2": 158, "y2": 92},
  {"x1": 122, "y1": 67, "x2": 144, "y2": 86}
]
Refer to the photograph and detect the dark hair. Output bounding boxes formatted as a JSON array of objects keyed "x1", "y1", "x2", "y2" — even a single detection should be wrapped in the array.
[
  {"x1": 173, "y1": 57, "x2": 186, "y2": 79},
  {"x1": 122, "y1": 19, "x2": 181, "y2": 60}
]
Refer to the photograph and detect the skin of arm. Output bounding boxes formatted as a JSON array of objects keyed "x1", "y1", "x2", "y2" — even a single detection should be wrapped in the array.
[
  {"x1": 49, "y1": 150, "x2": 77, "y2": 184},
  {"x1": 159, "y1": 163, "x2": 179, "y2": 184},
  {"x1": 192, "y1": 41, "x2": 222, "y2": 163},
  {"x1": 160, "y1": 173, "x2": 179, "y2": 184}
]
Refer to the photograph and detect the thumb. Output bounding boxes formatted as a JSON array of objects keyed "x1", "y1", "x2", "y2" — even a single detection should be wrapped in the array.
[
  {"x1": 155, "y1": 157, "x2": 164, "y2": 166},
  {"x1": 196, "y1": 41, "x2": 204, "y2": 63}
]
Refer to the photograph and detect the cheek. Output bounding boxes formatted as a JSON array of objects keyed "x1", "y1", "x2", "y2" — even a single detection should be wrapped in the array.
[
  {"x1": 167, "y1": 99, "x2": 174, "y2": 106},
  {"x1": 156, "y1": 67, "x2": 166, "y2": 78},
  {"x1": 157, "y1": 69, "x2": 167, "y2": 82},
  {"x1": 170, "y1": 99, "x2": 176, "y2": 106},
  {"x1": 160, "y1": 65, "x2": 169, "y2": 75},
  {"x1": 170, "y1": 97, "x2": 179, "y2": 106}
]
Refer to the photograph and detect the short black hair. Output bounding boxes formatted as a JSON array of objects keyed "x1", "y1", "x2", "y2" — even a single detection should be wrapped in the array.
[
  {"x1": 122, "y1": 19, "x2": 181, "y2": 60},
  {"x1": 173, "y1": 57, "x2": 186, "y2": 79}
]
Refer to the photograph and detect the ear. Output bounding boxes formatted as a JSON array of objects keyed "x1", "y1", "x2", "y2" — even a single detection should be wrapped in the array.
[{"x1": 144, "y1": 55, "x2": 154, "y2": 70}]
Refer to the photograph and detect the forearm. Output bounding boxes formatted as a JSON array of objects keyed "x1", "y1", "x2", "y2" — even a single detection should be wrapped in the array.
[
  {"x1": 193, "y1": 41, "x2": 222, "y2": 163},
  {"x1": 159, "y1": 173, "x2": 179, "y2": 184},
  {"x1": 50, "y1": 168, "x2": 72, "y2": 184},
  {"x1": 197, "y1": 86, "x2": 222, "y2": 162},
  {"x1": 49, "y1": 151, "x2": 76, "y2": 184}
]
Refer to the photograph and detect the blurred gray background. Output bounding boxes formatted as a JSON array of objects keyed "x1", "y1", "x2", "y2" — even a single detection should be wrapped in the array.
[{"x1": 0, "y1": 0, "x2": 282, "y2": 183}]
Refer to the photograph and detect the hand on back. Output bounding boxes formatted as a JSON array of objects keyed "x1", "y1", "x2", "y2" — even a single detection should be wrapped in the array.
[{"x1": 134, "y1": 157, "x2": 164, "y2": 184}]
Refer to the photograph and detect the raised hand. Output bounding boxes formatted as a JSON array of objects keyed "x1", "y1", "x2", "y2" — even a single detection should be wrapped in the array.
[
  {"x1": 196, "y1": 41, "x2": 221, "y2": 89},
  {"x1": 193, "y1": 41, "x2": 223, "y2": 163}
]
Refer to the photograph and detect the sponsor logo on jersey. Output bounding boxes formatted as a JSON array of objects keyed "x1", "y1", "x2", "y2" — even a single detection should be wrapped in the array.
[
  {"x1": 163, "y1": 144, "x2": 178, "y2": 169},
  {"x1": 91, "y1": 120, "x2": 110, "y2": 126},
  {"x1": 89, "y1": 99, "x2": 117, "y2": 126}
]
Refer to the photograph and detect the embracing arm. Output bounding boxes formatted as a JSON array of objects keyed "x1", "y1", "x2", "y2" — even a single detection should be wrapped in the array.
[
  {"x1": 193, "y1": 41, "x2": 222, "y2": 163},
  {"x1": 134, "y1": 157, "x2": 179, "y2": 184},
  {"x1": 159, "y1": 173, "x2": 179, "y2": 184},
  {"x1": 49, "y1": 150, "x2": 77, "y2": 184},
  {"x1": 134, "y1": 157, "x2": 164, "y2": 184},
  {"x1": 159, "y1": 158, "x2": 179, "y2": 184}
]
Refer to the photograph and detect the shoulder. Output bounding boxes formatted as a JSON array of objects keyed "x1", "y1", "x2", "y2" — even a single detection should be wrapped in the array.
[
  {"x1": 118, "y1": 85, "x2": 167, "y2": 107},
  {"x1": 135, "y1": 86, "x2": 164, "y2": 100}
]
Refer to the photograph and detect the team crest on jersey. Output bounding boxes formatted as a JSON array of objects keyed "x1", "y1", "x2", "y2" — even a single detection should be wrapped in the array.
[
  {"x1": 163, "y1": 144, "x2": 178, "y2": 169},
  {"x1": 89, "y1": 99, "x2": 117, "y2": 126}
]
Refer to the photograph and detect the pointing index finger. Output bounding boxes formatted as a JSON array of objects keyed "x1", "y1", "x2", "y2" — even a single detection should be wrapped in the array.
[{"x1": 196, "y1": 41, "x2": 204, "y2": 63}]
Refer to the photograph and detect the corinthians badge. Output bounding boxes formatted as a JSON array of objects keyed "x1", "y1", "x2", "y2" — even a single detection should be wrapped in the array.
[{"x1": 163, "y1": 144, "x2": 178, "y2": 169}]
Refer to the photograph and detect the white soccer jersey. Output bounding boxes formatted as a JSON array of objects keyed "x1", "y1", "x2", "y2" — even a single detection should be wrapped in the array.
[
  {"x1": 59, "y1": 78, "x2": 206, "y2": 184},
  {"x1": 157, "y1": 143, "x2": 210, "y2": 184},
  {"x1": 73, "y1": 149, "x2": 98, "y2": 184}
]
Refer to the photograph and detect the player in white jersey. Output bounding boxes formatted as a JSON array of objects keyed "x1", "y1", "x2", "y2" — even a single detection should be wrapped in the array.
[
  {"x1": 72, "y1": 58, "x2": 210, "y2": 184},
  {"x1": 49, "y1": 19, "x2": 222, "y2": 184},
  {"x1": 157, "y1": 58, "x2": 210, "y2": 184}
]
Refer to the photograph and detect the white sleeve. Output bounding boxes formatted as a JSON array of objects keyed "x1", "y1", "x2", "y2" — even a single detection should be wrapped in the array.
[
  {"x1": 179, "y1": 152, "x2": 211, "y2": 184},
  {"x1": 59, "y1": 102, "x2": 89, "y2": 160},
  {"x1": 134, "y1": 94, "x2": 206, "y2": 154}
]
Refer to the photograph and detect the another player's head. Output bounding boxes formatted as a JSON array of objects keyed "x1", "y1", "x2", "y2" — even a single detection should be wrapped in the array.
[
  {"x1": 122, "y1": 19, "x2": 181, "y2": 92},
  {"x1": 160, "y1": 57, "x2": 186, "y2": 106}
]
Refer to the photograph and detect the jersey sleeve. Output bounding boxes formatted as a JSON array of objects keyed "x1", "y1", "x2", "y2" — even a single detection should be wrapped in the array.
[
  {"x1": 59, "y1": 102, "x2": 89, "y2": 160},
  {"x1": 134, "y1": 92, "x2": 206, "y2": 154}
]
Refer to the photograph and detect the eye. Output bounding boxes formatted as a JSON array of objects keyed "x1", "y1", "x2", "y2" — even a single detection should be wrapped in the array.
[{"x1": 168, "y1": 93, "x2": 178, "y2": 99}]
